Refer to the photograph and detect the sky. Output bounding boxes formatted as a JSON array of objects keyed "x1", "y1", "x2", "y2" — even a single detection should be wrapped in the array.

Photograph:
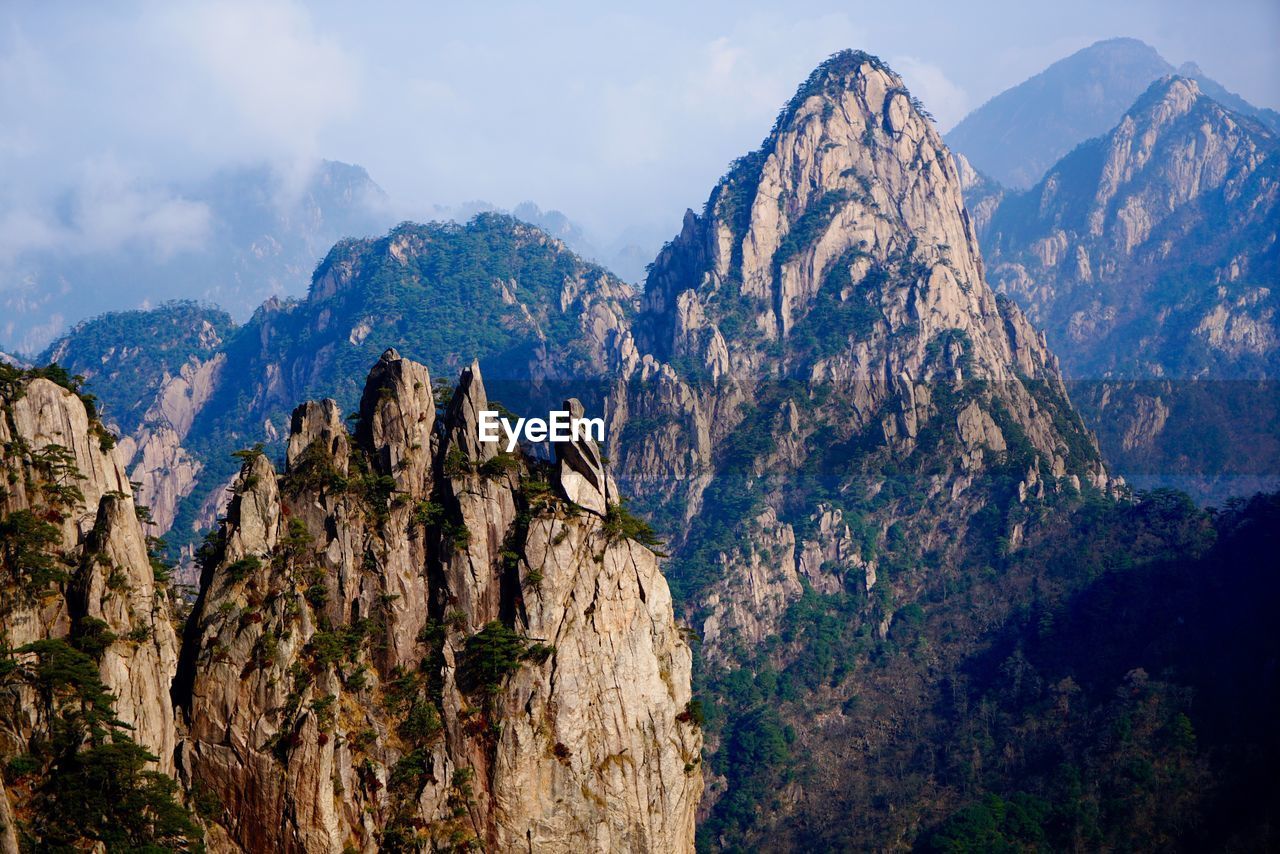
[{"x1": 1, "y1": 0, "x2": 1278, "y2": 283}]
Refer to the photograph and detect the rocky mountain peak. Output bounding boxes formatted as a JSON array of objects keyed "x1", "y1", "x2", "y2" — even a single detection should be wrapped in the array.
[
  {"x1": 634, "y1": 49, "x2": 1085, "y2": 419},
  {"x1": 647, "y1": 51, "x2": 983, "y2": 346},
  {"x1": 614, "y1": 52, "x2": 1111, "y2": 678},
  {"x1": 945, "y1": 38, "x2": 1176, "y2": 189},
  {"x1": 173, "y1": 353, "x2": 701, "y2": 851}
]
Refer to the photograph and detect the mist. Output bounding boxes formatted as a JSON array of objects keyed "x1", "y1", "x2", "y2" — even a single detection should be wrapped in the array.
[{"x1": 2, "y1": 0, "x2": 1277, "y2": 351}]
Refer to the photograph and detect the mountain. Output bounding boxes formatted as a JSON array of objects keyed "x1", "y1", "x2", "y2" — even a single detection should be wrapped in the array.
[
  {"x1": 37, "y1": 214, "x2": 636, "y2": 556},
  {"x1": 34, "y1": 51, "x2": 1123, "y2": 848},
  {"x1": 43, "y1": 301, "x2": 233, "y2": 439},
  {"x1": 592, "y1": 50, "x2": 1128, "y2": 847},
  {"x1": 1, "y1": 160, "x2": 394, "y2": 355},
  {"x1": 16, "y1": 47, "x2": 1280, "y2": 851},
  {"x1": 946, "y1": 37, "x2": 1280, "y2": 190},
  {"x1": 0, "y1": 354, "x2": 700, "y2": 850},
  {"x1": 447, "y1": 199, "x2": 661, "y2": 284},
  {"x1": 1178, "y1": 61, "x2": 1280, "y2": 132},
  {"x1": 979, "y1": 76, "x2": 1280, "y2": 499},
  {"x1": 615, "y1": 47, "x2": 1110, "y2": 611},
  {"x1": 39, "y1": 302, "x2": 234, "y2": 535},
  {"x1": 983, "y1": 76, "x2": 1279, "y2": 376}
]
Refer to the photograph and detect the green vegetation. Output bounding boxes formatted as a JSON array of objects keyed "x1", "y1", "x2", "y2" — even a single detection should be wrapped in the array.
[
  {"x1": 788, "y1": 248, "x2": 885, "y2": 356},
  {"x1": 35, "y1": 301, "x2": 233, "y2": 437},
  {"x1": 458, "y1": 620, "x2": 553, "y2": 699},
  {"x1": 773, "y1": 190, "x2": 851, "y2": 274},
  {"x1": 0, "y1": 637, "x2": 201, "y2": 849},
  {"x1": 0, "y1": 509, "x2": 68, "y2": 596},
  {"x1": 224, "y1": 555, "x2": 261, "y2": 584},
  {"x1": 282, "y1": 438, "x2": 347, "y2": 494},
  {"x1": 696, "y1": 491, "x2": 1280, "y2": 851},
  {"x1": 602, "y1": 500, "x2": 665, "y2": 553},
  {"x1": 924, "y1": 793, "x2": 1051, "y2": 852}
]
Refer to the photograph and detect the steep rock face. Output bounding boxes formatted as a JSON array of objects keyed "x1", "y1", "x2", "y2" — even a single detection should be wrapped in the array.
[
  {"x1": 613, "y1": 51, "x2": 1110, "y2": 662},
  {"x1": 0, "y1": 371, "x2": 180, "y2": 774},
  {"x1": 117, "y1": 353, "x2": 226, "y2": 534},
  {"x1": 115, "y1": 214, "x2": 637, "y2": 569},
  {"x1": 175, "y1": 350, "x2": 700, "y2": 852},
  {"x1": 980, "y1": 76, "x2": 1280, "y2": 498}
]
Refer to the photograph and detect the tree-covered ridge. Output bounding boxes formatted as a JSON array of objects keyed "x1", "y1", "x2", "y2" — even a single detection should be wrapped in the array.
[
  {"x1": 38, "y1": 301, "x2": 234, "y2": 436},
  {"x1": 299, "y1": 212, "x2": 633, "y2": 387},
  {"x1": 697, "y1": 489, "x2": 1280, "y2": 851},
  {"x1": 156, "y1": 213, "x2": 633, "y2": 556}
]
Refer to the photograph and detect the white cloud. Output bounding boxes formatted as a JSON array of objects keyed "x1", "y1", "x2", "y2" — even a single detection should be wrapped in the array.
[
  {"x1": 148, "y1": 0, "x2": 360, "y2": 161},
  {"x1": 68, "y1": 159, "x2": 212, "y2": 259},
  {"x1": 0, "y1": 160, "x2": 211, "y2": 266}
]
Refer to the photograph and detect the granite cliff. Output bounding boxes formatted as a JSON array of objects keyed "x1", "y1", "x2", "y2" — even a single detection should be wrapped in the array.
[
  {"x1": 177, "y1": 349, "x2": 701, "y2": 852},
  {"x1": 0, "y1": 365, "x2": 191, "y2": 848},
  {"x1": 609, "y1": 50, "x2": 1111, "y2": 661},
  {"x1": 0, "y1": 353, "x2": 701, "y2": 851}
]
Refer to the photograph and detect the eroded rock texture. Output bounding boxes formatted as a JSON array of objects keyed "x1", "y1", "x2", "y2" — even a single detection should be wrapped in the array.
[
  {"x1": 608, "y1": 51, "x2": 1114, "y2": 664},
  {"x1": 175, "y1": 350, "x2": 701, "y2": 852},
  {"x1": 0, "y1": 374, "x2": 180, "y2": 775}
]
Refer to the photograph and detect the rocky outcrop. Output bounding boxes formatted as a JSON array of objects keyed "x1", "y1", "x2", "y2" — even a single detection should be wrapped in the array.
[
  {"x1": 0, "y1": 372, "x2": 181, "y2": 774},
  {"x1": 557, "y1": 398, "x2": 618, "y2": 515},
  {"x1": 117, "y1": 352, "x2": 226, "y2": 533},
  {"x1": 39, "y1": 304, "x2": 234, "y2": 567},
  {"x1": 612, "y1": 50, "x2": 1112, "y2": 665},
  {"x1": 175, "y1": 350, "x2": 701, "y2": 852}
]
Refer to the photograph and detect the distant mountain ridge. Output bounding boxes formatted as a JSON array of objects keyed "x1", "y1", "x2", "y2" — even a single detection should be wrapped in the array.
[
  {"x1": 977, "y1": 74, "x2": 1280, "y2": 501},
  {"x1": 947, "y1": 37, "x2": 1280, "y2": 190}
]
